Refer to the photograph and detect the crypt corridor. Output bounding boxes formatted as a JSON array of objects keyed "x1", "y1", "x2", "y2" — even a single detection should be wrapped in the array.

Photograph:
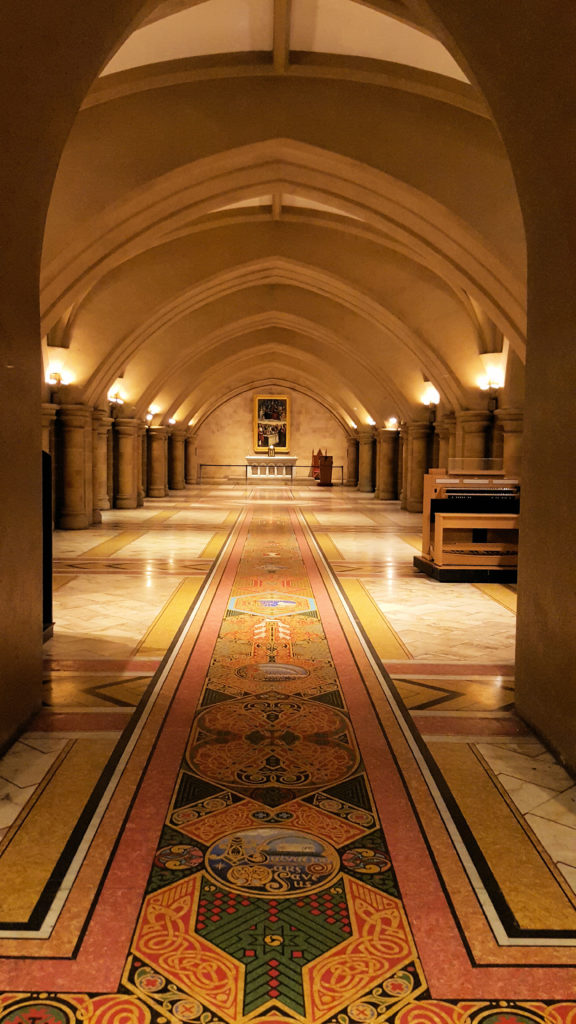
[{"x1": 1, "y1": 0, "x2": 576, "y2": 1019}]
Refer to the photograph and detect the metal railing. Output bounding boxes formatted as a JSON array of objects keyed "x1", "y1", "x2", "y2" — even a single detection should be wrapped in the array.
[{"x1": 198, "y1": 464, "x2": 344, "y2": 483}]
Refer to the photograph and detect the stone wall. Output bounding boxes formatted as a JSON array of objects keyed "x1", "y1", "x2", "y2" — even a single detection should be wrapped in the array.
[{"x1": 196, "y1": 390, "x2": 348, "y2": 481}]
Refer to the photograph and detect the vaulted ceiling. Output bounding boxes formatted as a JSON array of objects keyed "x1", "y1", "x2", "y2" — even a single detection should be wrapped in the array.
[{"x1": 41, "y1": 0, "x2": 526, "y2": 431}]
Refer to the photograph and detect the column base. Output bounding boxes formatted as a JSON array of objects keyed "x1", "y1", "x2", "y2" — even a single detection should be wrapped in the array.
[
  {"x1": 92, "y1": 509, "x2": 102, "y2": 524},
  {"x1": 115, "y1": 497, "x2": 138, "y2": 509},
  {"x1": 148, "y1": 487, "x2": 167, "y2": 498},
  {"x1": 57, "y1": 512, "x2": 92, "y2": 529},
  {"x1": 406, "y1": 499, "x2": 423, "y2": 512}
]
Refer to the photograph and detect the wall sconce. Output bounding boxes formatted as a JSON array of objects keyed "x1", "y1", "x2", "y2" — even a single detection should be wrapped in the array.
[
  {"x1": 384, "y1": 416, "x2": 398, "y2": 431},
  {"x1": 46, "y1": 363, "x2": 74, "y2": 388},
  {"x1": 366, "y1": 415, "x2": 376, "y2": 426},
  {"x1": 168, "y1": 416, "x2": 176, "y2": 425},
  {"x1": 350, "y1": 420, "x2": 357, "y2": 430},
  {"x1": 478, "y1": 351, "x2": 506, "y2": 409},
  {"x1": 421, "y1": 383, "x2": 439, "y2": 423},
  {"x1": 107, "y1": 378, "x2": 126, "y2": 405}
]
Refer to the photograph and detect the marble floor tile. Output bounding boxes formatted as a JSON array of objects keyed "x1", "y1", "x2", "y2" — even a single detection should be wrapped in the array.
[
  {"x1": 497, "y1": 774, "x2": 560, "y2": 814},
  {"x1": 0, "y1": 778, "x2": 37, "y2": 828},
  {"x1": 526, "y1": 814, "x2": 576, "y2": 868},
  {"x1": 527, "y1": 786, "x2": 576, "y2": 828},
  {"x1": 0, "y1": 739, "x2": 63, "y2": 788},
  {"x1": 477, "y1": 742, "x2": 574, "y2": 792}
]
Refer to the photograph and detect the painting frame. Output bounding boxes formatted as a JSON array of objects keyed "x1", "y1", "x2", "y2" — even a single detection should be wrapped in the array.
[{"x1": 253, "y1": 394, "x2": 290, "y2": 452}]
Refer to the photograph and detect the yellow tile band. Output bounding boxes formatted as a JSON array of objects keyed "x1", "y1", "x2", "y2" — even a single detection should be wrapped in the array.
[
  {"x1": 314, "y1": 532, "x2": 344, "y2": 562},
  {"x1": 135, "y1": 577, "x2": 205, "y2": 656},
  {"x1": 52, "y1": 575, "x2": 77, "y2": 590},
  {"x1": 341, "y1": 578, "x2": 412, "y2": 660},
  {"x1": 81, "y1": 510, "x2": 178, "y2": 558},
  {"x1": 473, "y1": 582, "x2": 517, "y2": 614},
  {"x1": 401, "y1": 534, "x2": 423, "y2": 552},
  {"x1": 0, "y1": 738, "x2": 116, "y2": 919},
  {"x1": 433, "y1": 742, "x2": 576, "y2": 930}
]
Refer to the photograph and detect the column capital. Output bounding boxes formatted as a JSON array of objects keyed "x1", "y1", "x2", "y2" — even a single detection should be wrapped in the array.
[
  {"x1": 434, "y1": 412, "x2": 455, "y2": 439},
  {"x1": 92, "y1": 407, "x2": 112, "y2": 431},
  {"x1": 57, "y1": 402, "x2": 93, "y2": 429},
  {"x1": 377, "y1": 426, "x2": 398, "y2": 446},
  {"x1": 357, "y1": 426, "x2": 376, "y2": 442},
  {"x1": 494, "y1": 407, "x2": 524, "y2": 433},
  {"x1": 408, "y1": 420, "x2": 431, "y2": 440},
  {"x1": 169, "y1": 425, "x2": 188, "y2": 440},
  {"x1": 42, "y1": 402, "x2": 58, "y2": 426},
  {"x1": 148, "y1": 425, "x2": 168, "y2": 440},
  {"x1": 456, "y1": 409, "x2": 492, "y2": 433},
  {"x1": 113, "y1": 416, "x2": 139, "y2": 436}
]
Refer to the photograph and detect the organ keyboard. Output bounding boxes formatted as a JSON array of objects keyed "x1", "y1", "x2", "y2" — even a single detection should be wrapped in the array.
[{"x1": 414, "y1": 468, "x2": 520, "y2": 581}]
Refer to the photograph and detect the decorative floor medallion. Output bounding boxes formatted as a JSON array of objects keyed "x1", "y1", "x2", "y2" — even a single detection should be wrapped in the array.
[{"x1": 1, "y1": 503, "x2": 574, "y2": 1024}]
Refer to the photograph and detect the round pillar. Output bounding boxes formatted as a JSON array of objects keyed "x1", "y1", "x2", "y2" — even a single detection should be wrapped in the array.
[
  {"x1": 168, "y1": 427, "x2": 187, "y2": 490},
  {"x1": 147, "y1": 427, "x2": 168, "y2": 498},
  {"x1": 406, "y1": 421, "x2": 431, "y2": 512},
  {"x1": 357, "y1": 427, "x2": 376, "y2": 492},
  {"x1": 345, "y1": 435, "x2": 358, "y2": 487},
  {"x1": 185, "y1": 430, "x2": 198, "y2": 485},
  {"x1": 457, "y1": 410, "x2": 492, "y2": 464},
  {"x1": 435, "y1": 413, "x2": 455, "y2": 471},
  {"x1": 92, "y1": 409, "x2": 111, "y2": 521},
  {"x1": 137, "y1": 422, "x2": 146, "y2": 506},
  {"x1": 42, "y1": 402, "x2": 58, "y2": 524},
  {"x1": 399, "y1": 423, "x2": 409, "y2": 509},
  {"x1": 375, "y1": 427, "x2": 398, "y2": 500},
  {"x1": 494, "y1": 407, "x2": 523, "y2": 475},
  {"x1": 56, "y1": 402, "x2": 93, "y2": 529},
  {"x1": 113, "y1": 416, "x2": 139, "y2": 508}
]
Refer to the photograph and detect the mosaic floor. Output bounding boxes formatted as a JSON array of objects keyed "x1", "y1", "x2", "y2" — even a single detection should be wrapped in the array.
[{"x1": 1, "y1": 485, "x2": 575, "y2": 1023}]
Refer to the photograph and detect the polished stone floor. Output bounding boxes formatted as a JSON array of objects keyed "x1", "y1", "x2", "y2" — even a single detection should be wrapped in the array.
[{"x1": 0, "y1": 483, "x2": 574, "y2": 1021}]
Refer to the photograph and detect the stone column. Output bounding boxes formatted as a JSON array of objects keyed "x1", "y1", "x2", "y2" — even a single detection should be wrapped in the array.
[
  {"x1": 42, "y1": 403, "x2": 58, "y2": 524},
  {"x1": 406, "y1": 421, "x2": 430, "y2": 512},
  {"x1": 375, "y1": 427, "x2": 398, "y2": 500},
  {"x1": 494, "y1": 407, "x2": 523, "y2": 475},
  {"x1": 435, "y1": 413, "x2": 454, "y2": 471},
  {"x1": 344, "y1": 435, "x2": 358, "y2": 487},
  {"x1": 113, "y1": 415, "x2": 139, "y2": 509},
  {"x1": 357, "y1": 428, "x2": 376, "y2": 492},
  {"x1": 147, "y1": 426, "x2": 168, "y2": 497},
  {"x1": 168, "y1": 427, "x2": 187, "y2": 490},
  {"x1": 456, "y1": 410, "x2": 492, "y2": 465},
  {"x1": 137, "y1": 422, "x2": 146, "y2": 505},
  {"x1": 185, "y1": 430, "x2": 198, "y2": 485},
  {"x1": 92, "y1": 409, "x2": 111, "y2": 522},
  {"x1": 399, "y1": 422, "x2": 409, "y2": 509},
  {"x1": 55, "y1": 400, "x2": 93, "y2": 529}
]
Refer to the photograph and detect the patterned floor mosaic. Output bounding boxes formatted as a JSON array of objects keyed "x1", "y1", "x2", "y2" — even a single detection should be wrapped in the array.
[{"x1": 0, "y1": 502, "x2": 574, "y2": 1023}]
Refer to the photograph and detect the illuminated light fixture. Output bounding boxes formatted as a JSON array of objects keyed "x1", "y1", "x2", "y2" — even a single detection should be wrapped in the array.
[
  {"x1": 385, "y1": 416, "x2": 398, "y2": 430},
  {"x1": 477, "y1": 350, "x2": 506, "y2": 392},
  {"x1": 421, "y1": 382, "x2": 440, "y2": 407},
  {"x1": 45, "y1": 363, "x2": 74, "y2": 387},
  {"x1": 107, "y1": 378, "x2": 126, "y2": 404},
  {"x1": 350, "y1": 420, "x2": 357, "y2": 430},
  {"x1": 188, "y1": 418, "x2": 195, "y2": 427},
  {"x1": 366, "y1": 415, "x2": 376, "y2": 426},
  {"x1": 145, "y1": 412, "x2": 154, "y2": 422},
  {"x1": 168, "y1": 416, "x2": 176, "y2": 425}
]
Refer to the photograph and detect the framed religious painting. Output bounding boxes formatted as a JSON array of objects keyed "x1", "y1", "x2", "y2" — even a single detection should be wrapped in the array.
[{"x1": 253, "y1": 394, "x2": 290, "y2": 452}]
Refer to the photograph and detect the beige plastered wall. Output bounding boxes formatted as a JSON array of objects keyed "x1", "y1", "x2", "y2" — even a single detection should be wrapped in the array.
[{"x1": 196, "y1": 389, "x2": 347, "y2": 481}]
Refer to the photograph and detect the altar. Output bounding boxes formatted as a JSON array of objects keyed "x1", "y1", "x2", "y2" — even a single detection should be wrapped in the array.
[{"x1": 245, "y1": 455, "x2": 298, "y2": 478}]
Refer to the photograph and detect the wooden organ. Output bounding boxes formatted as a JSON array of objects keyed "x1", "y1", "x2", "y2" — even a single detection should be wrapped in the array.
[{"x1": 414, "y1": 469, "x2": 520, "y2": 581}]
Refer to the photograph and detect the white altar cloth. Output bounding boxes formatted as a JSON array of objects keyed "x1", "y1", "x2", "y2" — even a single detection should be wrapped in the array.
[{"x1": 245, "y1": 455, "x2": 298, "y2": 478}]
